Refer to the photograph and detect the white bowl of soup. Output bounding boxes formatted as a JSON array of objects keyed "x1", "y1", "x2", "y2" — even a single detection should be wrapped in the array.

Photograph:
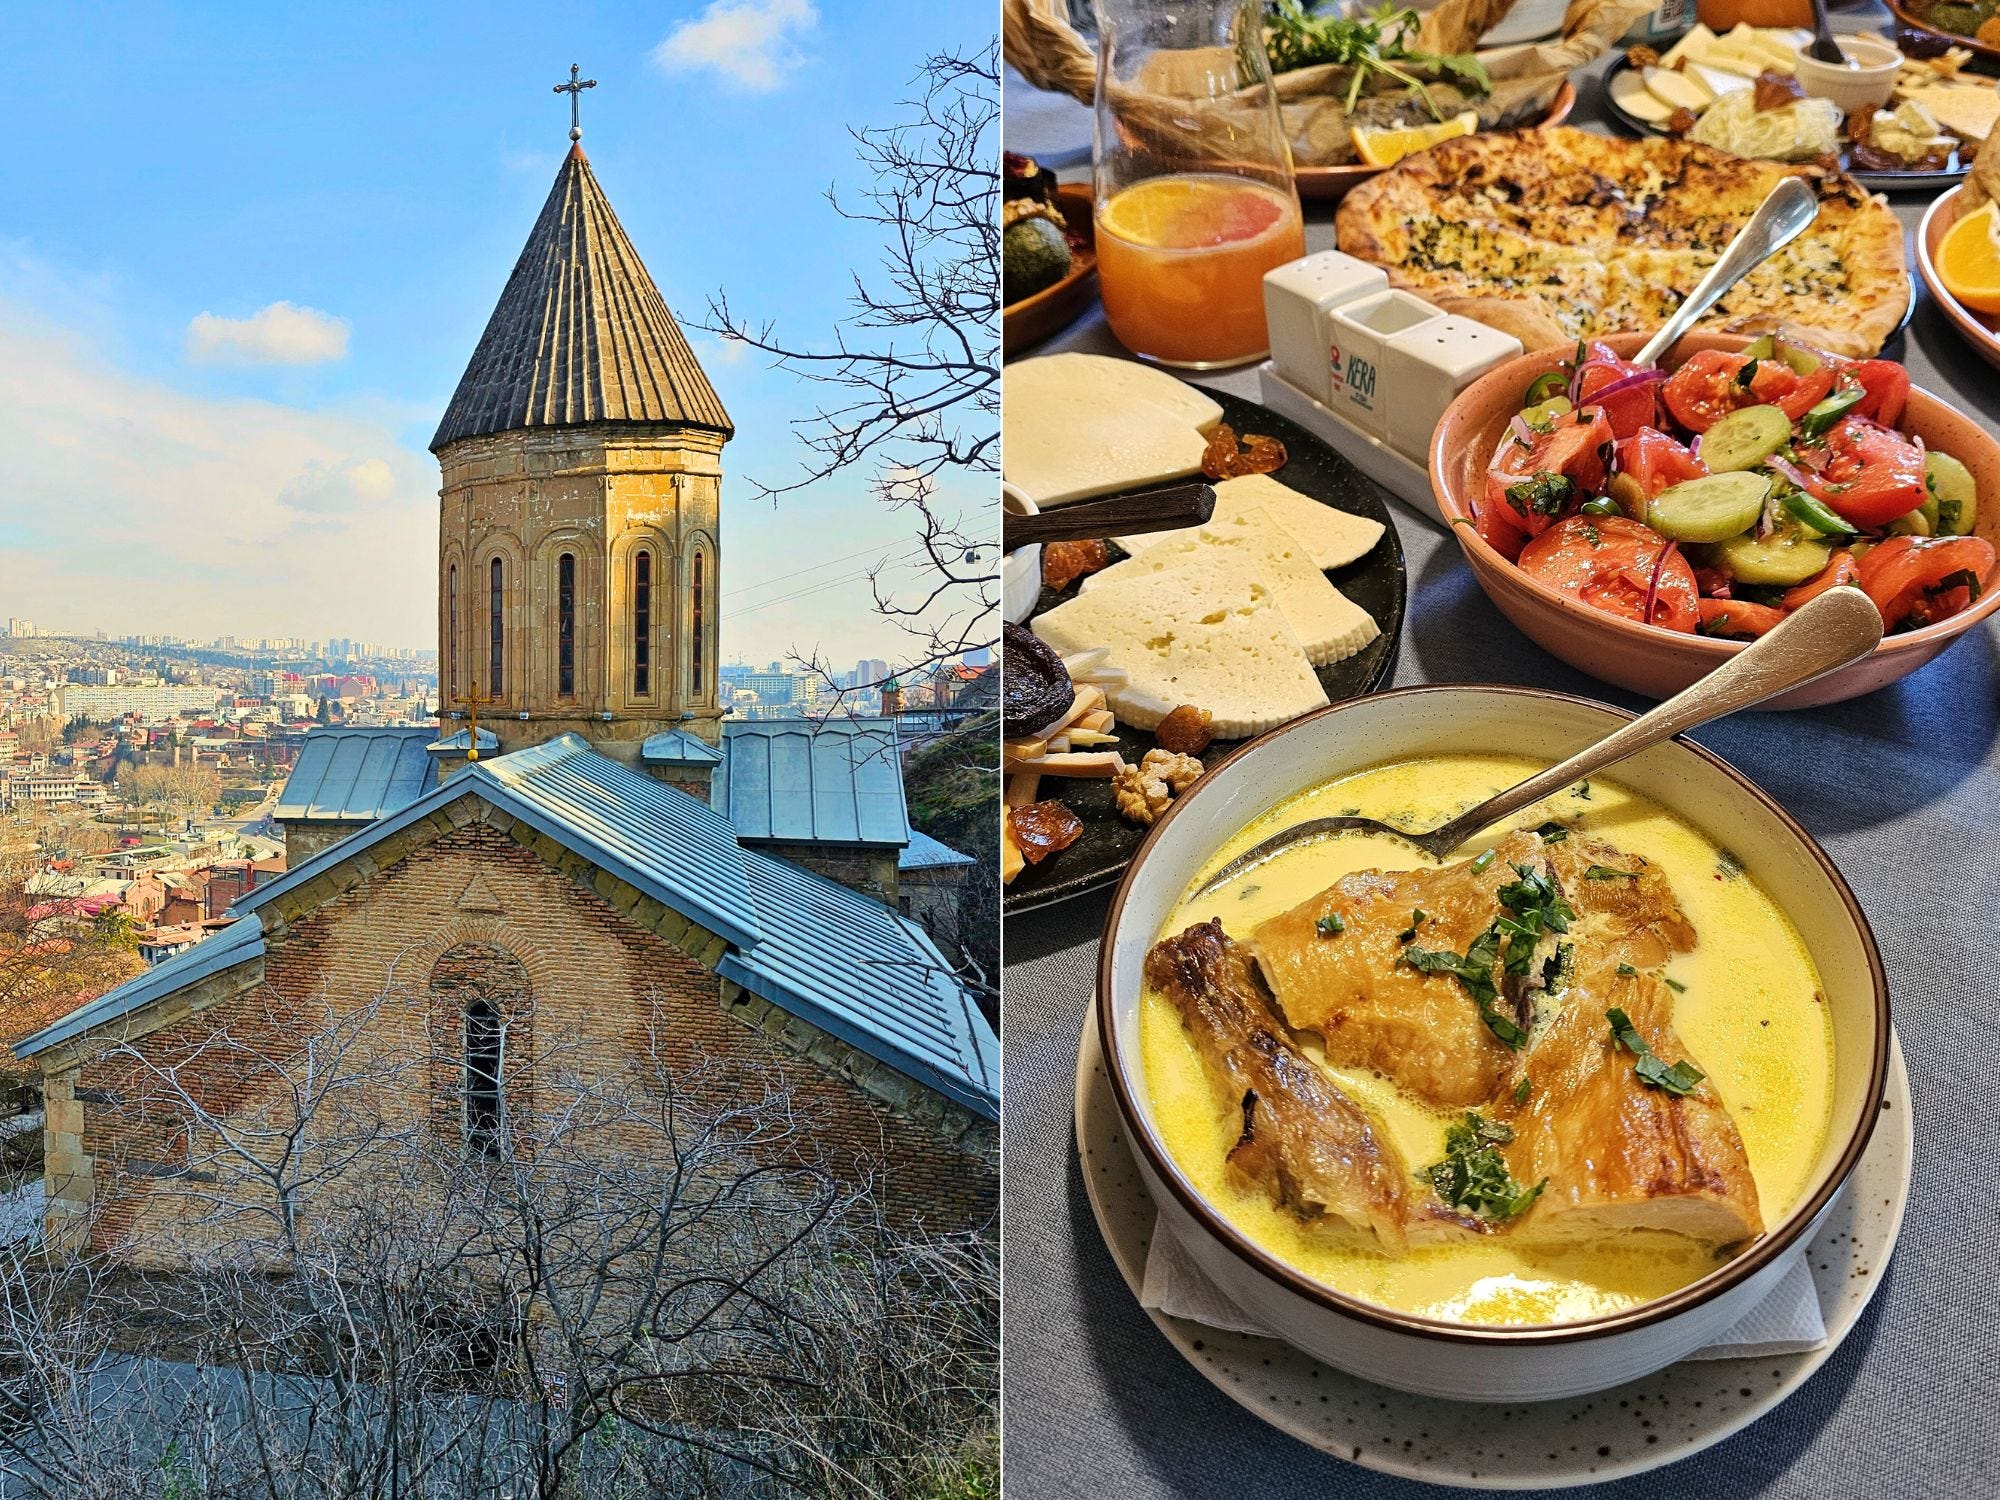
[{"x1": 1096, "y1": 685, "x2": 1889, "y2": 1402}]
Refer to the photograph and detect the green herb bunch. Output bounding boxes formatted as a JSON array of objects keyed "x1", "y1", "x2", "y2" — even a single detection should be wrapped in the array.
[{"x1": 1263, "y1": 2, "x2": 1492, "y2": 118}]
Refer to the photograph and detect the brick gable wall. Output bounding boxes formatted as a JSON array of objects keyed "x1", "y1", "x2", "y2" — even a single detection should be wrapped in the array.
[{"x1": 59, "y1": 820, "x2": 994, "y2": 1255}]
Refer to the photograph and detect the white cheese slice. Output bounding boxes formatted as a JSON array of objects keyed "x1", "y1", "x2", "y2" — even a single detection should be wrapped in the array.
[
  {"x1": 1645, "y1": 65, "x2": 1714, "y2": 113},
  {"x1": 1080, "y1": 507, "x2": 1379, "y2": 667},
  {"x1": 1112, "y1": 471, "x2": 1384, "y2": 572},
  {"x1": 1612, "y1": 67, "x2": 1676, "y2": 125},
  {"x1": 1002, "y1": 353, "x2": 1224, "y2": 507},
  {"x1": 1030, "y1": 569, "x2": 1328, "y2": 738},
  {"x1": 1689, "y1": 64, "x2": 1754, "y2": 98},
  {"x1": 1659, "y1": 23, "x2": 1716, "y2": 71}
]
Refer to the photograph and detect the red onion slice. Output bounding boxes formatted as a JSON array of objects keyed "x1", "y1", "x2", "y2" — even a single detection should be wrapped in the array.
[
  {"x1": 1642, "y1": 540, "x2": 1680, "y2": 628},
  {"x1": 1579, "y1": 367, "x2": 1667, "y2": 406},
  {"x1": 1767, "y1": 454, "x2": 1814, "y2": 493}
]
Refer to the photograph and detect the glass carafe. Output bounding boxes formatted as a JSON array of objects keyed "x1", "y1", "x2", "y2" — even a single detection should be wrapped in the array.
[{"x1": 1092, "y1": 0, "x2": 1305, "y2": 369}]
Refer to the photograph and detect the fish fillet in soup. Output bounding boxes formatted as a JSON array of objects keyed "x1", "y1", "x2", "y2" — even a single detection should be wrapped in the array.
[
  {"x1": 1145, "y1": 919, "x2": 1413, "y2": 1252},
  {"x1": 1249, "y1": 830, "x2": 1695, "y2": 1108},
  {"x1": 1504, "y1": 967, "x2": 1764, "y2": 1247}
]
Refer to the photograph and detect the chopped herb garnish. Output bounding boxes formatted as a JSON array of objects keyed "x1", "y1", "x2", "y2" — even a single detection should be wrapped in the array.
[
  {"x1": 1606, "y1": 1007, "x2": 1706, "y2": 1096},
  {"x1": 1735, "y1": 357, "x2": 1759, "y2": 388},
  {"x1": 1403, "y1": 926, "x2": 1525, "y2": 1048},
  {"x1": 1533, "y1": 820, "x2": 1569, "y2": 843},
  {"x1": 1663, "y1": 976, "x2": 1687, "y2": 993},
  {"x1": 1316, "y1": 912, "x2": 1346, "y2": 937},
  {"x1": 1933, "y1": 568, "x2": 1982, "y2": 602},
  {"x1": 1470, "y1": 849, "x2": 1497, "y2": 875},
  {"x1": 1504, "y1": 470, "x2": 1577, "y2": 518},
  {"x1": 1493, "y1": 862, "x2": 1575, "y2": 979},
  {"x1": 1424, "y1": 1111, "x2": 1545, "y2": 1219},
  {"x1": 1513, "y1": 1076, "x2": 1533, "y2": 1105},
  {"x1": 1616, "y1": 962, "x2": 1637, "y2": 976},
  {"x1": 1574, "y1": 781, "x2": 1592, "y2": 800},
  {"x1": 1585, "y1": 864, "x2": 1638, "y2": 881},
  {"x1": 1398, "y1": 908, "x2": 1427, "y2": 943},
  {"x1": 1716, "y1": 849, "x2": 1745, "y2": 880}
]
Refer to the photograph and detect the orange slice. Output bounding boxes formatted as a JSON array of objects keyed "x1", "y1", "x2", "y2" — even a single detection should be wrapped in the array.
[
  {"x1": 1937, "y1": 200, "x2": 2000, "y2": 315},
  {"x1": 1351, "y1": 112, "x2": 1479, "y2": 169},
  {"x1": 1097, "y1": 176, "x2": 1290, "y2": 249}
]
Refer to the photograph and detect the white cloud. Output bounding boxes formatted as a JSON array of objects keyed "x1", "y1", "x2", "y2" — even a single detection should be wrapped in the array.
[
  {"x1": 0, "y1": 302, "x2": 433, "y2": 644},
  {"x1": 184, "y1": 300, "x2": 350, "y2": 366},
  {"x1": 652, "y1": 0, "x2": 818, "y2": 92}
]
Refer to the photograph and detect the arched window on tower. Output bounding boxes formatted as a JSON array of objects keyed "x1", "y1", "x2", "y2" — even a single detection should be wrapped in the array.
[
  {"x1": 488, "y1": 557, "x2": 504, "y2": 694},
  {"x1": 446, "y1": 564, "x2": 458, "y2": 700},
  {"x1": 692, "y1": 551, "x2": 707, "y2": 697},
  {"x1": 557, "y1": 552, "x2": 576, "y2": 698},
  {"x1": 634, "y1": 549, "x2": 653, "y2": 696}
]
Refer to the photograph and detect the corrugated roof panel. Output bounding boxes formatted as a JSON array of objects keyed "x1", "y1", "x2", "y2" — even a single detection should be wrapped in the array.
[
  {"x1": 641, "y1": 729, "x2": 723, "y2": 765},
  {"x1": 717, "y1": 719, "x2": 911, "y2": 848},
  {"x1": 719, "y1": 848, "x2": 997, "y2": 1119},
  {"x1": 14, "y1": 916, "x2": 267, "y2": 1059},
  {"x1": 899, "y1": 829, "x2": 976, "y2": 871},
  {"x1": 275, "y1": 728, "x2": 437, "y2": 823}
]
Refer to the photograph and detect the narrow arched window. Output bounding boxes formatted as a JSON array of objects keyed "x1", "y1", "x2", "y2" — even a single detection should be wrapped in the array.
[
  {"x1": 633, "y1": 550, "x2": 653, "y2": 696},
  {"x1": 692, "y1": 552, "x2": 707, "y2": 696},
  {"x1": 464, "y1": 998, "x2": 504, "y2": 1157},
  {"x1": 488, "y1": 557, "x2": 504, "y2": 693},
  {"x1": 446, "y1": 564, "x2": 458, "y2": 699},
  {"x1": 557, "y1": 552, "x2": 576, "y2": 697}
]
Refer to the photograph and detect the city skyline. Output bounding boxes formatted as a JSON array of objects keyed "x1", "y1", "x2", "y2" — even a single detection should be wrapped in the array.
[{"x1": 0, "y1": 1, "x2": 988, "y2": 660}]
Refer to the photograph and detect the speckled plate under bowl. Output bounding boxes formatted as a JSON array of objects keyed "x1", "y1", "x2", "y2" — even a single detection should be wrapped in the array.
[
  {"x1": 1430, "y1": 332, "x2": 2000, "y2": 707},
  {"x1": 1075, "y1": 1008, "x2": 1912, "y2": 1490}
]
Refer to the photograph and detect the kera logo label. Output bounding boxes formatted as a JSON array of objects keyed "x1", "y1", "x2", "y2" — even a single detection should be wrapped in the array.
[{"x1": 1346, "y1": 355, "x2": 1377, "y2": 403}]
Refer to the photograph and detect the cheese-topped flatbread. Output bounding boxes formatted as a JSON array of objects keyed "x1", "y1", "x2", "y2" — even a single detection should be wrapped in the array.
[{"x1": 1335, "y1": 128, "x2": 1908, "y2": 359}]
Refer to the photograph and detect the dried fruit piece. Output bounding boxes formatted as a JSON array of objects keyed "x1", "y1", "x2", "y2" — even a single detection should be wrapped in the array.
[
  {"x1": 1154, "y1": 704, "x2": 1216, "y2": 756},
  {"x1": 1009, "y1": 800, "x2": 1085, "y2": 864},
  {"x1": 1201, "y1": 422, "x2": 1288, "y2": 480},
  {"x1": 1040, "y1": 538, "x2": 1113, "y2": 593}
]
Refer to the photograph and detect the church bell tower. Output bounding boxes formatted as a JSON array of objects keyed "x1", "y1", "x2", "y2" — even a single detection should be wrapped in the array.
[{"x1": 431, "y1": 68, "x2": 732, "y2": 764}]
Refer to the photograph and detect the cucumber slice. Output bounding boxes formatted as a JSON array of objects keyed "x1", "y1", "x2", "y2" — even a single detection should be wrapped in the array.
[
  {"x1": 1714, "y1": 529, "x2": 1832, "y2": 586},
  {"x1": 1700, "y1": 405, "x2": 1792, "y2": 473},
  {"x1": 1782, "y1": 491, "x2": 1857, "y2": 537},
  {"x1": 1740, "y1": 335, "x2": 1775, "y2": 362},
  {"x1": 1773, "y1": 337, "x2": 1822, "y2": 377},
  {"x1": 1888, "y1": 506, "x2": 1933, "y2": 537},
  {"x1": 1926, "y1": 451, "x2": 1979, "y2": 536},
  {"x1": 1647, "y1": 472, "x2": 1772, "y2": 543}
]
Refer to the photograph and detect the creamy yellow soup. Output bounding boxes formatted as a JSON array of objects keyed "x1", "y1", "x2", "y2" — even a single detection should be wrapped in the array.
[{"x1": 1140, "y1": 753, "x2": 1835, "y2": 1327}]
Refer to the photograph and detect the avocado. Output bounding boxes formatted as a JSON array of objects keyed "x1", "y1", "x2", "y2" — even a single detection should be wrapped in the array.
[{"x1": 1004, "y1": 217, "x2": 1072, "y2": 302}]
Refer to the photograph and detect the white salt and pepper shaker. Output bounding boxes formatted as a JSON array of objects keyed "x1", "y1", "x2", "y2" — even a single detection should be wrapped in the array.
[
  {"x1": 1380, "y1": 315, "x2": 1526, "y2": 465},
  {"x1": 1324, "y1": 290, "x2": 1443, "y2": 439},
  {"x1": 1260, "y1": 252, "x2": 1388, "y2": 406}
]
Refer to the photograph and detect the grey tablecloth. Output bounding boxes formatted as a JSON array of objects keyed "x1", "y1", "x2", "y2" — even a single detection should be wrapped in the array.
[{"x1": 1002, "y1": 34, "x2": 2000, "y2": 1500}]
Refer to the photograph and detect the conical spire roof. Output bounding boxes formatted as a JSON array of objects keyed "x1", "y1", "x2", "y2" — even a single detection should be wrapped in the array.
[{"x1": 432, "y1": 146, "x2": 731, "y2": 452}]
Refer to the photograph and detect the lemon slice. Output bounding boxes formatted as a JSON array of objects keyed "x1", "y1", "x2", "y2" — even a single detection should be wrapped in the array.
[
  {"x1": 1352, "y1": 111, "x2": 1480, "y2": 169},
  {"x1": 1937, "y1": 200, "x2": 2000, "y2": 316}
]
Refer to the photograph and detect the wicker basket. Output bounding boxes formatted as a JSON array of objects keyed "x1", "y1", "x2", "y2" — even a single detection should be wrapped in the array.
[{"x1": 1004, "y1": 0, "x2": 1651, "y2": 169}]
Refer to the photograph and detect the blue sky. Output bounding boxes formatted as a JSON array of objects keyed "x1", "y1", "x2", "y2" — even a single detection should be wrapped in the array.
[{"x1": 0, "y1": 0, "x2": 992, "y2": 670}]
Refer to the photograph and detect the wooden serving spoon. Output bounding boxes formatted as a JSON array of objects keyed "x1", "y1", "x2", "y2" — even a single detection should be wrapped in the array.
[
  {"x1": 1190, "y1": 586, "x2": 1883, "y2": 898},
  {"x1": 1002, "y1": 480, "x2": 1215, "y2": 550}
]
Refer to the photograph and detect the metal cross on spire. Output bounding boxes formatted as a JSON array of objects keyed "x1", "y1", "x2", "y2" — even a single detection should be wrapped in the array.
[{"x1": 554, "y1": 63, "x2": 596, "y2": 142}]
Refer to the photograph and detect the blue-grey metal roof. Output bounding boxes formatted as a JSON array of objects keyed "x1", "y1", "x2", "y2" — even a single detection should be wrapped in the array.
[
  {"x1": 427, "y1": 727, "x2": 499, "y2": 753},
  {"x1": 241, "y1": 734, "x2": 762, "y2": 949},
  {"x1": 641, "y1": 729, "x2": 724, "y2": 765},
  {"x1": 14, "y1": 916, "x2": 267, "y2": 1059},
  {"x1": 720, "y1": 846, "x2": 997, "y2": 1119},
  {"x1": 275, "y1": 728, "x2": 437, "y2": 823},
  {"x1": 899, "y1": 828, "x2": 976, "y2": 871},
  {"x1": 714, "y1": 718, "x2": 910, "y2": 848}
]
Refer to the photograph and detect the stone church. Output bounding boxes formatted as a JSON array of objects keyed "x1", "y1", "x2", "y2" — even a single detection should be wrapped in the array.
[{"x1": 21, "y1": 135, "x2": 997, "y2": 1248}]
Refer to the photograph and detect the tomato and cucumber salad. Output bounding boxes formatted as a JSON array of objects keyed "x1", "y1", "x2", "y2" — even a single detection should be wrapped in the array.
[{"x1": 1478, "y1": 337, "x2": 1991, "y2": 637}]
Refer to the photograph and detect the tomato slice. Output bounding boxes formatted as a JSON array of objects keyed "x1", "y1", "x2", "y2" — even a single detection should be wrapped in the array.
[
  {"x1": 1779, "y1": 551, "x2": 1859, "y2": 611},
  {"x1": 1844, "y1": 360, "x2": 1910, "y2": 428},
  {"x1": 1697, "y1": 596, "x2": 1785, "y2": 638},
  {"x1": 1617, "y1": 427, "x2": 1708, "y2": 500},
  {"x1": 1484, "y1": 408, "x2": 1614, "y2": 540},
  {"x1": 1577, "y1": 343, "x2": 1660, "y2": 440},
  {"x1": 1517, "y1": 515, "x2": 1700, "y2": 633},
  {"x1": 1801, "y1": 417, "x2": 1928, "y2": 529},
  {"x1": 1856, "y1": 535, "x2": 1996, "y2": 628},
  {"x1": 1662, "y1": 349, "x2": 1832, "y2": 432}
]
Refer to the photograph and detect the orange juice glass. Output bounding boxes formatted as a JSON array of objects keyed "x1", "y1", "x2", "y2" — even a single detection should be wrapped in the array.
[
  {"x1": 1096, "y1": 174, "x2": 1306, "y2": 367},
  {"x1": 1092, "y1": 0, "x2": 1303, "y2": 367}
]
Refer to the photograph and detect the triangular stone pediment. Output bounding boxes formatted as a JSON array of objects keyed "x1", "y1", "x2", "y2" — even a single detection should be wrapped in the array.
[{"x1": 456, "y1": 873, "x2": 505, "y2": 913}]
